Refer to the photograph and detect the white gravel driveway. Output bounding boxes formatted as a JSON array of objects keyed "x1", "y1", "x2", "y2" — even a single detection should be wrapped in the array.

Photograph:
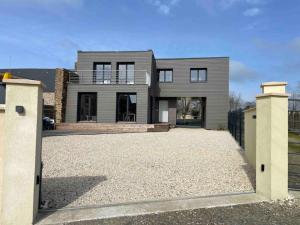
[{"x1": 42, "y1": 128, "x2": 255, "y2": 209}]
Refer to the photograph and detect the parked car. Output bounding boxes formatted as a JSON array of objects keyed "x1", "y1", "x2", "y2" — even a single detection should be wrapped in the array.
[{"x1": 43, "y1": 117, "x2": 55, "y2": 130}]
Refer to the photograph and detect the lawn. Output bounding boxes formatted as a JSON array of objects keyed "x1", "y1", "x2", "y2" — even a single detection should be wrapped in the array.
[{"x1": 289, "y1": 132, "x2": 300, "y2": 153}]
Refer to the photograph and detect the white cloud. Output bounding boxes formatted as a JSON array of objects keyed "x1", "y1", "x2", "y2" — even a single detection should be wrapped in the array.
[
  {"x1": 246, "y1": 0, "x2": 266, "y2": 4},
  {"x1": 219, "y1": 0, "x2": 240, "y2": 9},
  {"x1": 147, "y1": 0, "x2": 180, "y2": 15},
  {"x1": 243, "y1": 7, "x2": 261, "y2": 16},
  {"x1": 197, "y1": 0, "x2": 266, "y2": 14},
  {"x1": 230, "y1": 60, "x2": 258, "y2": 82}
]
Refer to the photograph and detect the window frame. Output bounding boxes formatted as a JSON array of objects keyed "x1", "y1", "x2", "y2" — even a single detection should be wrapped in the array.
[
  {"x1": 93, "y1": 62, "x2": 112, "y2": 84},
  {"x1": 190, "y1": 68, "x2": 208, "y2": 83},
  {"x1": 117, "y1": 62, "x2": 135, "y2": 84},
  {"x1": 157, "y1": 69, "x2": 173, "y2": 83}
]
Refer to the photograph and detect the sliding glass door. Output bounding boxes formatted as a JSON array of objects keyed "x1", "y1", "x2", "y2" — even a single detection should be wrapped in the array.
[
  {"x1": 117, "y1": 93, "x2": 137, "y2": 122},
  {"x1": 176, "y1": 97, "x2": 206, "y2": 127},
  {"x1": 78, "y1": 93, "x2": 97, "y2": 122}
]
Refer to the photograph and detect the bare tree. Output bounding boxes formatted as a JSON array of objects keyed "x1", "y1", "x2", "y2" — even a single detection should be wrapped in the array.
[
  {"x1": 289, "y1": 82, "x2": 300, "y2": 111},
  {"x1": 229, "y1": 91, "x2": 244, "y2": 111}
]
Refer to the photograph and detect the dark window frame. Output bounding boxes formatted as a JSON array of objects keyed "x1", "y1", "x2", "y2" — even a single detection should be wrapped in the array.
[
  {"x1": 117, "y1": 62, "x2": 135, "y2": 84},
  {"x1": 157, "y1": 69, "x2": 173, "y2": 83},
  {"x1": 190, "y1": 68, "x2": 207, "y2": 83},
  {"x1": 93, "y1": 62, "x2": 112, "y2": 84}
]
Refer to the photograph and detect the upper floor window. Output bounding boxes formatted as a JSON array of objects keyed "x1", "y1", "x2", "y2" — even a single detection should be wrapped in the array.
[
  {"x1": 190, "y1": 68, "x2": 207, "y2": 82},
  {"x1": 158, "y1": 69, "x2": 173, "y2": 83},
  {"x1": 93, "y1": 63, "x2": 112, "y2": 84},
  {"x1": 117, "y1": 63, "x2": 134, "y2": 84}
]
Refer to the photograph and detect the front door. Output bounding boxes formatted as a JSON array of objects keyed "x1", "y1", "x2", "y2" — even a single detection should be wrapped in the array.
[{"x1": 159, "y1": 100, "x2": 168, "y2": 122}]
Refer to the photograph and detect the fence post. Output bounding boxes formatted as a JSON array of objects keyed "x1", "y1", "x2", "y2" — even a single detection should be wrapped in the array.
[
  {"x1": 1, "y1": 79, "x2": 43, "y2": 225},
  {"x1": 256, "y1": 82, "x2": 289, "y2": 200}
]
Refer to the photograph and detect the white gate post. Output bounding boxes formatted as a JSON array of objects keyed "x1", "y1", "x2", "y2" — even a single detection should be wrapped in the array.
[
  {"x1": 256, "y1": 82, "x2": 289, "y2": 200},
  {"x1": 1, "y1": 79, "x2": 43, "y2": 225}
]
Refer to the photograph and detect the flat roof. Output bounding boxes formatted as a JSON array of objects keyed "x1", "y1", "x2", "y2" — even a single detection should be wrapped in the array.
[
  {"x1": 78, "y1": 50, "x2": 153, "y2": 53},
  {"x1": 156, "y1": 57, "x2": 229, "y2": 60},
  {"x1": 77, "y1": 50, "x2": 229, "y2": 60}
]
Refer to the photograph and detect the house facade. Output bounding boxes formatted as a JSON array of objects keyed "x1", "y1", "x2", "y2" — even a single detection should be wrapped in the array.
[{"x1": 65, "y1": 50, "x2": 229, "y2": 129}]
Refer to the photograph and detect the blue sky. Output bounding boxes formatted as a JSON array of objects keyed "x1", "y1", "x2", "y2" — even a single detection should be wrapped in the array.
[{"x1": 0, "y1": 0, "x2": 299, "y2": 100}]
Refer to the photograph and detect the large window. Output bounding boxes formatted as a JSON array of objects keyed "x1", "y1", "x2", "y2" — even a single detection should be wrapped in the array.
[
  {"x1": 176, "y1": 97, "x2": 206, "y2": 127},
  {"x1": 158, "y1": 69, "x2": 173, "y2": 83},
  {"x1": 117, "y1": 63, "x2": 135, "y2": 84},
  {"x1": 190, "y1": 68, "x2": 207, "y2": 82},
  {"x1": 93, "y1": 63, "x2": 112, "y2": 84}
]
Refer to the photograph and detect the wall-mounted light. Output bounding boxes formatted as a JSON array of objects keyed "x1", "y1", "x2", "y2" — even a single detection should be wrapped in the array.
[{"x1": 16, "y1": 105, "x2": 25, "y2": 114}]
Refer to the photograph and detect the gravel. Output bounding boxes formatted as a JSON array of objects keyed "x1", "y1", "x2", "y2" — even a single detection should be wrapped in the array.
[{"x1": 42, "y1": 128, "x2": 255, "y2": 209}]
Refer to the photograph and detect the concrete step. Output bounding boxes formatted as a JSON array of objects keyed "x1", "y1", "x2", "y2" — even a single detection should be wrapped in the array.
[{"x1": 55, "y1": 123, "x2": 169, "y2": 133}]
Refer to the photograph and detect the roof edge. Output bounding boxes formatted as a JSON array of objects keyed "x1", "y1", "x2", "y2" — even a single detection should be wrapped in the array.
[
  {"x1": 78, "y1": 50, "x2": 154, "y2": 54},
  {"x1": 156, "y1": 56, "x2": 229, "y2": 60}
]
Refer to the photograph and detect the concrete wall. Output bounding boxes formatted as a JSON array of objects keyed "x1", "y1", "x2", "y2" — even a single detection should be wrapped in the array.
[
  {"x1": 66, "y1": 84, "x2": 149, "y2": 123},
  {"x1": 156, "y1": 58, "x2": 229, "y2": 129},
  {"x1": 244, "y1": 108, "x2": 256, "y2": 169},
  {"x1": 0, "y1": 104, "x2": 5, "y2": 215}
]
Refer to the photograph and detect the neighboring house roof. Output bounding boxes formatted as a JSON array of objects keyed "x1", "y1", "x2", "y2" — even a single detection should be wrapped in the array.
[{"x1": 0, "y1": 69, "x2": 56, "y2": 92}]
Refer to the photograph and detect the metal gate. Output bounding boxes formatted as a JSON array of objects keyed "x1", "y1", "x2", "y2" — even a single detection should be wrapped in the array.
[{"x1": 288, "y1": 151, "x2": 300, "y2": 190}]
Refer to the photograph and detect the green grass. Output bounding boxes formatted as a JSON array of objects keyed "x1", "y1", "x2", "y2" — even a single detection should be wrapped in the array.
[{"x1": 289, "y1": 132, "x2": 300, "y2": 153}]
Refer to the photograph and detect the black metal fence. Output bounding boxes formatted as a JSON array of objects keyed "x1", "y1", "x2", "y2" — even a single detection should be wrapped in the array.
[
  {"x1": 288, "y1": 152, "x2": 300, "y2": 190},
  {"x1": 289, "y1": 98, "x2": 300, "y2": 132},
  {"x1": 228, "y1": 109, "x2": 244, "y2": 148}
]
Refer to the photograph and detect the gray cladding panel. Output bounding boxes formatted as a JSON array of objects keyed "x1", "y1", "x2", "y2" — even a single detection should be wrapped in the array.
[
  {"x1": 65, "y1": 84, "x2": 149, "y2": 123},
  {"x1": 77, "y1": 51, "x2": 154, "y2": 85},
  {"x1": 156, "y1": 58, "x2": 229, "y2": 129}
]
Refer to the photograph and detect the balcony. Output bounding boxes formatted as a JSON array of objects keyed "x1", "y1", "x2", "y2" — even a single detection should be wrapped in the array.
[{"x1": 68, "y1": 70, "x2": 151, "y2": 86}]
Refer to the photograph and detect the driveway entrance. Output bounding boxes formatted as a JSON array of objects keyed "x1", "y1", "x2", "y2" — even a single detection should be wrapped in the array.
[{"x1": 42, "y1": 128, "x2": 255, "y2": 209}]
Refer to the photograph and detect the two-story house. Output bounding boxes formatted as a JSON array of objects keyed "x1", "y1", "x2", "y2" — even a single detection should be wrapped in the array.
[{"x1": 64, "y1": 50, "x2": 229, "y2": 129}]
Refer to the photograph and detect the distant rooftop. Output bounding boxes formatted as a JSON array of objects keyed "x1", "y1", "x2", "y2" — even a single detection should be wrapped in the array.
[{"x1": 0, "y1": 68, "x2": 56, "y2": 92}]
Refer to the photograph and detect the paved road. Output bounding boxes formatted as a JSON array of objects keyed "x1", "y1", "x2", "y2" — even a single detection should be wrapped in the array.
[{"x1": 63, "y1": 195, "x2": 300, "y2": 225}]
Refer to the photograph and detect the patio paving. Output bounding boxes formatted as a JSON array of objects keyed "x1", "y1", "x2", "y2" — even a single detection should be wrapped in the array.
[{"x1": 41, "y1": 128, "x2": 255, "y2": 209}]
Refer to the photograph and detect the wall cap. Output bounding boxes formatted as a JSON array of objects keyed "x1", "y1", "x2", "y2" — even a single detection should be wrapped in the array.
[
  {"x1": 3, "y1": 78, "x2": 45, "y2": 88},
  {"x1": 0, "y1": 104, "x2": 5, "y2": 111},
  {"x1": 256, "y1": 93, "x2": 290, "y2": 99},
  {"x1": 261, "y1": 82, "x2": 287, "y2": 88},
  {"x1": 244, "y1": 107, "x2": 256, "y2": 113}
]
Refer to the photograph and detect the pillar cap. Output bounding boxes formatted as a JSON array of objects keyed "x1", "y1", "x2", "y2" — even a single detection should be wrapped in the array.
[
  {"x1": 3, "y1": 78, "x2": 45, "y2": 88},
  {"x1": 0, "y1": 104, "x2": 5, "y2": 111},
  {"x1": 260, "y1": 82, "x2": 287, "y2": 88},
  {"x1": 261, "y1": 81, "x2": 288, "y2": 95},
  {"x1": 244, "y1": 107, "x2": 256, "y2": 113}
]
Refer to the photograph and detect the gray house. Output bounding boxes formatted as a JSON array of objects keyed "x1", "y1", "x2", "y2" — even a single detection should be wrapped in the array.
[{"x1": 65, "y1": 50, "x2": 229, "y2": 129}]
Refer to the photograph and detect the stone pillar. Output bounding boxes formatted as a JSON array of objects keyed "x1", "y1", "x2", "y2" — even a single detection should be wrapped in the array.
[
  {"x1": 55, "y1": 68, "x2": 69, "y2": 123},
  {"x1": 1, "y1": 79, "x2": 43, "y2": 225},
  {"x1": 256, "y1": 82, "x2": 289, "y2": 200}
]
